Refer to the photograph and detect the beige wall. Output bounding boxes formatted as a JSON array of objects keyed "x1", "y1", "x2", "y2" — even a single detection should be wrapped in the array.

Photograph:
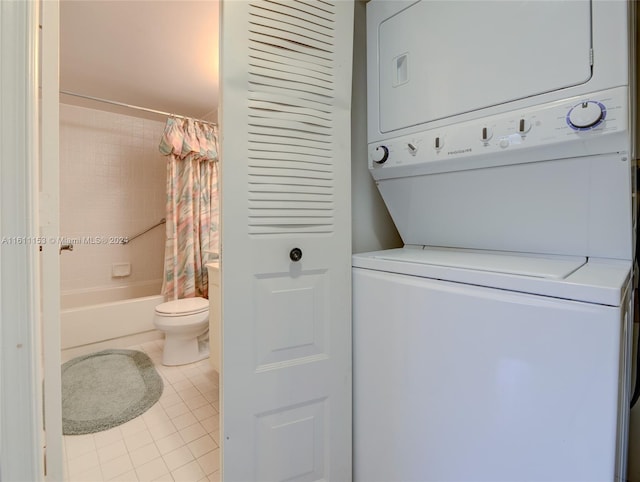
[
  {"x1": 351, "y1": 0, "x2": 402, "y2": 254},
  {"x1": 59, "y1": 103, "x2": 166, "y2": 293}
]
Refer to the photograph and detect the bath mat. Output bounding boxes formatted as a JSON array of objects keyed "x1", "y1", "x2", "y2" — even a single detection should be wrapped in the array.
[{"x1": 61, "y1": 349, "x2": 163, "y2": 435}]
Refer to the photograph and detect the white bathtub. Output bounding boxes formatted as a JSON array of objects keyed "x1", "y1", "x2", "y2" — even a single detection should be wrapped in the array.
[{"x1": 60, "y1": 281, "x2": 164, "y2": 350}]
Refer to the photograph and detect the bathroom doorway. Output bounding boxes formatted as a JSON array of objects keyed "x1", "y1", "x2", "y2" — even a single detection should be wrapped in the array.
[{"x1": 56, "y1": 1, "x2": 220, "y2": 480}]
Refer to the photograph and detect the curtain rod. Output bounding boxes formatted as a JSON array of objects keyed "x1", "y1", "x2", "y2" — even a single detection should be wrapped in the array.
[{"x1": 60, "y1": 90, "x2": 217, "y2": 127}]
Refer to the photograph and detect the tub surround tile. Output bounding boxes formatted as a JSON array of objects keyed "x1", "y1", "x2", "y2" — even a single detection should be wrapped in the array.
[{"x1": 60, "y1": 104, "x2": 165, "y2": 293}]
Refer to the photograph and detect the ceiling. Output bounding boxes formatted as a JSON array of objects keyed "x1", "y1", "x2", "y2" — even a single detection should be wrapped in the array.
[{"x1": 60, "y1": 0, "x2": 219, "y2": 122}]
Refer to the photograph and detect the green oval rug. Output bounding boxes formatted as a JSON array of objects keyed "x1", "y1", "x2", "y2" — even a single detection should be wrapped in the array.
[{"x1": 61, "y1": 349, "x2": 163, "y2": 435}]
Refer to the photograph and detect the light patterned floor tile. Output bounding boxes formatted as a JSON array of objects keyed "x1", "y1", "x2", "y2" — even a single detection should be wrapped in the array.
[
  {"x1": 71, "y1": 464, "x2": 104, "y2": 482},
  {"x1": 66, "y1": 434, "x2": 97, "y2": 459},
  {"x1": 150, "y1": 474, "x2": 174, "y2": 482},
  {"x1": 159, "y1": 392, "x2": 182, "y2": 409},
  {"x1": 64, "y1": 339, "x2": 220, "y2": 482},
  {"x1": 162, "y1": 445, "x2": 194, "y2": 472},
  {"x1": 179, "y1": 422, "x2": 207, "y2": 444},
  {"x1": 129, "y1": 442, "x2": 161, "y2": 468},
  {"x1": 134, "y1": 457, "x2": 170, "y2": 482},
  {"x1": 184, "y1": 394, "x2": 209, "y2": 411},
  {"x1": 124, "y1": 429, "x2": 154, "y2": 453},
  {"x1": 147, "y1": 420, "x2": 177, "y2": 441},
  {"x1": 97, "y1": 439, "x2": 128, "y2": 464},
  {"x1": 171, "y1": 412, "x2": 198, "y2": 430},
  {"x1": 164, "y1": 401, "x2": 190, "y2": 419},
  {"x1": 178, "y1": 386, "x2": 201, "y2": 402},
  {"x1": 101, "y1": 453, "x2": 134, "y2": 480},
  {"x1": 68, "y1": 450, "x2": 100, "y2": 478},
  {"x1": 172, "y1": 379, "x2": 195, "y2": 392},
  {"x1": 200, "y1": 415, "x2": 219, "y2": 434},
  {"x1": 107, "y1": 469, "x2": 138, "y2": 482},
  {"x1": 192, "y1": 403, "x2": 216, "y2": 422},
  {"x1": 94, "y1": 427, "x2": 124, "y2": 449},
  {"x1": 187, "y1": 435, "x2": 216, "y2": 458},
  {"x1": 171, "y1": 460, "x2": 206, "y2": 482},
  {"x1": 197, "y1": 448, "x2": 220, "y2": 476},
  {"x1": 119, "y1": 417, "x2": 148, "y2": 439},
  {"x1": 155, "y1": 432, "x2": 185, "y2": 456}
]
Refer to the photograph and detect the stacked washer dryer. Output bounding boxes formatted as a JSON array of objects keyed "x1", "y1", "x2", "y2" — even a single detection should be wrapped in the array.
[{"x1": 353, "y1": 1, "x2": 636, "y2": 481}]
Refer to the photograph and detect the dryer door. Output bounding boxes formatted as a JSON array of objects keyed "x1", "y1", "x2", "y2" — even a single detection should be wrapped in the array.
[{"x1": 376, "y1": 0, "x2": 592, "y2": 133}]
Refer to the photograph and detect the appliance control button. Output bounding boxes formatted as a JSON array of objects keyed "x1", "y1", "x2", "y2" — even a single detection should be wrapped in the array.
[
  {"x1": 499, "y1": 138, "x2": 509, "y2": 148},
  {"x1": 567, "y1": 101, "x2": 605, "y2": 129},
  {"x1": 517, "y1": 118, "x2": 532, "y2": 134},
  {"x1": 434, "y1": 136, "x2": 443, "y2": 150},
  {"x1": 481, "y1": 127, "x2": 493, "y2": 142},
  {"x1": 371, "y1": 145, "x2": 390, "y2": 164},
  {"x1": 408, "y1": 142, "x2": 418, "y2": 155}
]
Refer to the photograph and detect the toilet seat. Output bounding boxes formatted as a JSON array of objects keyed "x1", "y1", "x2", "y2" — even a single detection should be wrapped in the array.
[{"x1": 155, "y1": 297, "x2": 208, "y2": 317}]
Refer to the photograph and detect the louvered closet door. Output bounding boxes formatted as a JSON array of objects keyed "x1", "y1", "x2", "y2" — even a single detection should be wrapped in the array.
[{"x1": 219, "y1": 1, "x2": 354, "y2": 480}]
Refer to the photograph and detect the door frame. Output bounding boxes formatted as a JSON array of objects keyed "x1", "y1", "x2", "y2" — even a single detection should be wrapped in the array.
[{"x1": 0, "y1": 0, "x2": 45, "y2": 480}]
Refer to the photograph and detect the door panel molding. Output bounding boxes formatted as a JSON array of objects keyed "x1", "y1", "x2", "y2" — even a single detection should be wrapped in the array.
[{"x1": 220, "y1": 1, "x2": 354, "y2": 479}]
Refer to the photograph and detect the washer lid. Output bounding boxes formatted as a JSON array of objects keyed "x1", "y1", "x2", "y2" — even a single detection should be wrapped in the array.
[
  {"x1": 156, "y1": 297, "x2": 209, "y2": 315},
  {"x1": 352, "y1": 247, "x2": 631, "y2": 306},
  {"x1": 374, "y1": 247, "x2": 585, "y2": 279}
]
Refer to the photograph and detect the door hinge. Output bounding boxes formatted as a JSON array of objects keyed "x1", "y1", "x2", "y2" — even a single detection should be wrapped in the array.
[
  {"x1": 589, "y1": 48, "x2": 594, "y2": 66},
  {"x1": 43, "y1": 448, "x2": 47, "y2": 476}
]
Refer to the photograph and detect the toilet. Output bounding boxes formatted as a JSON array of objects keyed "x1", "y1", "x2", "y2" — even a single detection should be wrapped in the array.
[{"x1": 153, "y1": 297, "x2": 210, "y2": 366}]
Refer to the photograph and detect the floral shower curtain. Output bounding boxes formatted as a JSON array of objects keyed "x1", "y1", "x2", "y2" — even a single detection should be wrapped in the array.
[{"x1": 159, "y1": 117, "x2": 219, "y2": 300}]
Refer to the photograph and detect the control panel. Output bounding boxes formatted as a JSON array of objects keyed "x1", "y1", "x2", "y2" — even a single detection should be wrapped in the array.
[{"x1": 369, "y1": 87, "x2": 628, "y2": 174}]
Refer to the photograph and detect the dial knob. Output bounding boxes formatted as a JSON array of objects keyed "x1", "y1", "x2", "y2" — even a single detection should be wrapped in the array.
[
  {"x1": 517, "y1": 118, "x2": 532, "y2": 134},
  {"x1": 567, "y1": 101, "x2": 605, "y2": 130},
  {"x1": 371, "y1": 145, "x2": 389, "y2": 164}
]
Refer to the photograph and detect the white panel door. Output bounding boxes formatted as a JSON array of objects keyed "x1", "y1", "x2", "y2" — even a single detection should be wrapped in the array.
[{"x1": 219, "y1": 1, "x2": 354, "y2": 480}]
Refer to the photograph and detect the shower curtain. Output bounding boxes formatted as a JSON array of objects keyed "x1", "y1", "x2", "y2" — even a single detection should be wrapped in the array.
[{"x1": 159, "y1": 117, "x2": 219, "y2": 300}]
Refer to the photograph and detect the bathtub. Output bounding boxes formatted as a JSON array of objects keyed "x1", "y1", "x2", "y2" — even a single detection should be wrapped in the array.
[{"x1": 60, "y1": 281, "x2": 164, "y2": 350}]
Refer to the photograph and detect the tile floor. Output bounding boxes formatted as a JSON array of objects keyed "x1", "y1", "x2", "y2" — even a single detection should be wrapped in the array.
[{"x1": 63, "y1": 339, "x2": 220, "y2": 482}]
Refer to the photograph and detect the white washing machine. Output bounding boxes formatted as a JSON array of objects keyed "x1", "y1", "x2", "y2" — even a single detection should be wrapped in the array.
[
  {"x1": 353, "y1": 248, "x2": 633, "y2": 481},
  {"x1": 354, "y1": 1, "x2": 636, "y2": 480}
]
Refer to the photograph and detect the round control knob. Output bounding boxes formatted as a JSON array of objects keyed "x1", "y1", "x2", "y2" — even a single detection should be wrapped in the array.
[
  {"x1": 289, "y1": 248, "x2": 302, "y2": 262},
  {"x1": 480, "y1": 127, "x2": 493, "y2": 142},
  {"x1": 517, "y1": 118, "x2": 532, "y2": 134},
  {"x1": 371, "y1": 145, "x2": 390, "y2": 164},
  {"x1": 567, "y1": 101, "x2": 605, "y2": 130}
]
